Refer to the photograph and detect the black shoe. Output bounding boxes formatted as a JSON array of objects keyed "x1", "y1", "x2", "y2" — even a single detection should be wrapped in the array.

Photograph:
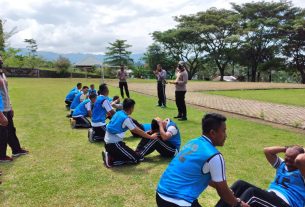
[
  {"x1": 174, "y1": 115, "x2": 182, "y2": 119},
  {"x1": 178, "y1": 117, "x2": 187, "y2": 121}
]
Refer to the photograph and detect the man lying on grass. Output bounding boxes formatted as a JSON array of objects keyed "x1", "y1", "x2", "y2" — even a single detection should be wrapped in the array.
[
  {"x1": 135, "y1": 117, "x2": 181, "y2": 159},
  {"x1": 156, "y1": 113, "x2": 249, "y2": 207},
  {"x1": 102, "y1": 98, "x2": 158, "y2": 168},
  {"x1": 216, "y1": 145, "x2": 305, "y2": 207},
  {"x1": 70, "y1": 93, "x2": 97, "y2": 129}
]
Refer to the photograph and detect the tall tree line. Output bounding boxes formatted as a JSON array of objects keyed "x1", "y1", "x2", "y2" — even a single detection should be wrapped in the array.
[{"x1": 145, "y1": 1, "x2": 305, "y2": 83}]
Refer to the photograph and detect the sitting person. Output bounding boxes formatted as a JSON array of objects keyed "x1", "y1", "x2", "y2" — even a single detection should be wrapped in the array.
[
  {"x1": 71, "y1": 93, "x2": 97, "y2": 128},
  {"x1": 88, "y1": 84, "x2": 115, "y2": 142},
  {"x1": 88, "y1": 84, "x2": 97, "y2": 95},
  {"x1": 136, "y1": 117, "x2": 181, "y2": 159},
  {"x1": 156, "y1": 113, "x2": 249, "y2": 207},
  {"x1": 216, "y1": 145, "x2": 305, "y2": 207},
  {"x1": 65, "y1": 82, "x2": 82, "y2": 110},
  {"x1": 111, "y1": 95, "x2": 123, "y2": 111},
  {"x1": 102, "y1": 98, "x2": 158, "y2": 168},
  {"x1": 68, "y1": 86, "x2": 89, "y2": 117}
]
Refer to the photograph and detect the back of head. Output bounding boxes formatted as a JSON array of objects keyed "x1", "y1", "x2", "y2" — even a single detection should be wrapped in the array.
[
  {"x1": 288, "y1": 145, "x2": 304, "y2": 154},
  {"x1": 123, "y1": 98, "x2": 135, "y2": 111},
  {"x1": 98, "y1": 83, "x2": 108, "y2": 95},
  {"x1": 90, "y1": 84, "x2": 94, "y2": 88},
  {"x1": 113, "y1": 95, "x2": 120, "y2": 101},
  {"x1": 202, "y1": 113, "x2": 227, "y2": 134},
  {"x1": 77, "y1": 82, "x2": 82, "y2": 88},
  {"x1": 82, "y1": 86, "x2": 89, "y2": 90},
  {"x1": 151, "y1": 119, "x2": 159, "y2": 132},
  {"x1": 89, "y1": 93, "x2": 97, "y2": 100}
]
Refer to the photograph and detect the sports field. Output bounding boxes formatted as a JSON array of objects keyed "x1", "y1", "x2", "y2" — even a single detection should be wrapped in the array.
[
  {"x1": 205, "y1": 89, "x2": 305, "y2": 107},
  {"x1": 0, "y1": 78, "x2": 304, "y2": 207}
]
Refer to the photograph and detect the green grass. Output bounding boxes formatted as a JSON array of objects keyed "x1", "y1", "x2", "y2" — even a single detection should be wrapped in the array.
[
  {"x1": 205, "y1": 89, "x2": 305, "y2": 107},
  {"x1": 0, "y1": 78, "x2": 304, "y2": 207}
]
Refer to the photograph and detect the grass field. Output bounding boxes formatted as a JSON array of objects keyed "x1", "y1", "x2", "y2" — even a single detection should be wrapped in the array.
[
  {"x1": 205, "y1": 89, "x2": 305, "y2": 107},
  {"x1": 0, "y1": 78, "x2": 304, "y2": 207}
]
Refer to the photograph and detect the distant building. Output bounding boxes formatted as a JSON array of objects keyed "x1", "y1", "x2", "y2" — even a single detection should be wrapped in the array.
[
  {"x1": 74, "y1": 56, "x2": 102, "y2": 72},
  {"x1": 213, "y1": 76, "x2": 237, "y2": 82}
]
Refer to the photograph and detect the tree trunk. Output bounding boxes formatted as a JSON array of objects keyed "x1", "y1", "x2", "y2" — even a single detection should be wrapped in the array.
[
  {"x1": 269, "y1": 70, "x2": 272, "y2": 82},
  {"x1": 220, "y1": 68, "x2": 225, "y2": 81},
  {"x1": 251, "y1": 65, "x2": 257, "y2": 82}
]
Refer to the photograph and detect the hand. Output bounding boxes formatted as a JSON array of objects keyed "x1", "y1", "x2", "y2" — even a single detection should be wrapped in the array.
[
  {"x1": 150, "y1": 133, "x2": 158, "y2": 139},
  {"x1": 241, "y1": 201, "x2": 250, "y2": 207}
]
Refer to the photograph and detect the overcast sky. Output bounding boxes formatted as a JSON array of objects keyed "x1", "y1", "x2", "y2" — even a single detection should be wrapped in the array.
[{"x1": 1, "y1": 0, "x2": 304, "y2": 54}]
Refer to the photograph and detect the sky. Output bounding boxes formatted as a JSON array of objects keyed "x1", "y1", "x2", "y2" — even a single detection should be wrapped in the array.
[{"x1": 1, "y1": 0, "x2": 304, "y2": 54}]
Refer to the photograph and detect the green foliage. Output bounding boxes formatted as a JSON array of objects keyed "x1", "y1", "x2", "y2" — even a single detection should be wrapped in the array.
[
  {"x1": 55, "y1": 56, "x2": 71, "y2": 74},
  {"x1": 104, "y1": 39, "x2": 133, "y2": 66}
]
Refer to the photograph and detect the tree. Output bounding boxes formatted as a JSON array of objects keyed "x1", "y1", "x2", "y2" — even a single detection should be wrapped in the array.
[
  {"x1": 280, "y1": 7, "x2": 305, "y2": 83},
  {"x1": 153, "y1": 28, "x2": 203, "y2": 80},
  {"x1": 176, "y1": 8, "x2": 242, "y2": 81},
  {"x1": 232, "y1": 1, "x2": 290, "y2": 82},
  {"x1": 24, "y1": 38, "x2": 38, "y2": 68},
  {"x1": 104, "y1": 39, "x2": 133, "y2": 66},
  {"x1": 55, "y1": 56, "x2": 71, "y2": 74},
  {"x1": 143, "y1": 43, "x2": 176, "y2": 76},
  {"x1": 0, "y1": 19, "x2": 18, "y2": 51}
]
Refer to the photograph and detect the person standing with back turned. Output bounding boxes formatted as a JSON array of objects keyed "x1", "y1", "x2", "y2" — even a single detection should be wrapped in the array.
[{"x1": 117, "y1": 65, "x2": 130, "y2": 99}]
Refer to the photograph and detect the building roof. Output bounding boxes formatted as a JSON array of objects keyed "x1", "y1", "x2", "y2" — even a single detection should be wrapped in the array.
[{"x1": 74, "y1": 56, "x2": 102, "y2": 67}]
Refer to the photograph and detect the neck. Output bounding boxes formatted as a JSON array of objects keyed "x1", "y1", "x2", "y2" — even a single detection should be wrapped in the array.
[{"x1": 202, "y1": 134, "x2": 215, "y2": 145}]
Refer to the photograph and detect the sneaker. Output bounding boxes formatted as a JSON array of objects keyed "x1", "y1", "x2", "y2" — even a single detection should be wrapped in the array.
[
  {"x1": 12, "y1": 148, "x2": 29, "y2": 157},
  {"x1": 102, "y1": 151, "x2": 112, "y2": 168},
  {"x1": 156, "y1": 104, "x2": 161, "y2": 107},
  {"x1": 70, "y1": 118, "x2": 76, "y2": 128},
  {"x1": 88, "y1": 128, "x2": 95, "y2": 143},
  {"x1": 178, "y1": 117, "x2": 187, "y2": 121},
  {"x1": 161, "y1": 105, "x2": 166, "y2": 108},
  {"x1": 0, "y1": 156, "x2": 13, "y2": 162}
]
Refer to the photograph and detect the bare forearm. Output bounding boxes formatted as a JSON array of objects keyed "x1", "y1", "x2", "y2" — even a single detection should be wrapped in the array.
[
  {"x1": 131, "y1": 127, "x2": 153, "y2": 139},
  {"x1": 0, "y1": 113, "x2": 8, "y2": 126},
  {"x1": 264, "y1": 146, "x2": 286, "y2": 166}
]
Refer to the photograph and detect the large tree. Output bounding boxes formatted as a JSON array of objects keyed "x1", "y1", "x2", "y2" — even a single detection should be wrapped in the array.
[
  {"x1": 153, "y1": 28, "x2": 203, "y2": 80},
  {"x1": 104, "y1": 39, "x2": 133, "y2": 66},
  {"x1": 176, "y1": 8, "x2": 241, "y2": 81},
  {"x1": 280, "y1": 7, "x2": 305, "y2": 83},
  {"x1": 143, "y1": 43, "x2": 177, "y2": 76},
  {"x1": 232, "y1": 1, "x2": 291, "y2": 82}
]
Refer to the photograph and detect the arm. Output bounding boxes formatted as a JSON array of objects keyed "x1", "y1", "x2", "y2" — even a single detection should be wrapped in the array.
[
  {"x1": 176, "y1": 71, "x2": 187, "y2": 85},
  {"x1": 0, "y1": 112, "x2": 8, "y2": 126},
  {"x1": 157, "y1": 121, "x2": 176, "y2": 141},
  {"x1": 263, "y1": 146, "x2": 286, "y2": 166},
  {"x1": 295, "y1": 153, "x2": 305, "y2": 177},
  {"x1": 130, "y1": 127, "x2": 158, "y2": 140}
]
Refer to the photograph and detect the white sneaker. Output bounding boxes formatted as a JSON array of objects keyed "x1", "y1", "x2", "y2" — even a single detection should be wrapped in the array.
[
  {"x1": 88, "y1": 128, "x2": 95, "y2": 143},
  {"x1": 102, "y1": 151, "x2": 112, "y2": 168}
]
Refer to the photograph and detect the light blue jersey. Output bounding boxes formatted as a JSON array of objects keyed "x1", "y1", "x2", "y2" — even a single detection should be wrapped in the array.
[
  {"x1": 88, "y1": 89, "x2": 97, "y2": 95},
  {"x1": 0, "y1": 94, "x2": 3, "y2": 112},
  {"x1": 157, "y1": 136, "x2": 219, "y2": 203},
  {"x1": 106, "y1": 110, "x2": 129, "y2": 134},
  {"x1": 72, "y1": 99, "x2": 91, "y2": 117},
  {"x1": 65, "y1": 88, "x2": 78, "y2": 101},
  {"x1": 166, "y1": 120, "x2": 181, "y2": 149},
  {"x1": 91, "y1": 95, "x2": 108, "y2": 123},
  {"x1": 268, "y1": 161, "x2": 305, "y2": 207},
  {"x1": 70, "y1": 92, "x2": 83, "y2": 110}
]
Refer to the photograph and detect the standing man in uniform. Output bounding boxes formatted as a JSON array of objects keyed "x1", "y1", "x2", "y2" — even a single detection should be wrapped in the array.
[
  {"x1": 154, "y1": 64, "x2": 167, "y2": 108},
  {"x1": 169, "y1": 61, "x2": 188, "y2": 121},
  {"x1": 0, "y1": 68, "x2": 29, "y2": 162},
  {"x1": 117, "y1": 65, "x2": 130, "y2": 99}
]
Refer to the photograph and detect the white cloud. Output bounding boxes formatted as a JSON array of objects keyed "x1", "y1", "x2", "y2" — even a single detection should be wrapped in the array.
[{"x1": 1, "y1": 0, "x2": 304, "y2": 54}]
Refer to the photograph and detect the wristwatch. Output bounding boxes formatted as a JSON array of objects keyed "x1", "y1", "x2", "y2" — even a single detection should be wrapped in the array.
[{"x1": 233, "y1": 198, "x2": 242, "y2": 207}]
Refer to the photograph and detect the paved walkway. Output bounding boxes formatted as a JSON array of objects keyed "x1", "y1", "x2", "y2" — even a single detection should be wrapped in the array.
[{"x1": 108, "y1": 81, "x2": 305, "y2": 129}]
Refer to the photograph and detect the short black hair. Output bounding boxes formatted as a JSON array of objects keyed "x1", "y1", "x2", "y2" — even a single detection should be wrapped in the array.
[
  {"x1": 89, "y1": 93, "x2": 97, "y2": 100},
  {"x1": 90, "y1": 84, "x2": 94, "y2": 87},
  {"x1": 202, "y1": 113, "x2": 226, "y2": 134},
  {"x1": 82, "y1": 86, "x2": 89, "y2": 90},
  {"x1": 113, "y1": 95, "x2": 120, "y2": 101},
  {"x1": 123, "y1": 98, "x2": 135, "y2": 111},
  {"x1": 77, "y1": 83, "x2": 82, "y2": 87},
  {"x1": 98, "y1": 83, "x2": 108, "y2": 95},
  {"x1": 151, "y1": 119, "x2": 159, "y2": 132}
]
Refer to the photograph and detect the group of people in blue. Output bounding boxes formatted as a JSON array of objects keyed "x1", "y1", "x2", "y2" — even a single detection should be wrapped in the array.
[{"x1": 64, "y1": 82, "x2": 305, "y2": 207}]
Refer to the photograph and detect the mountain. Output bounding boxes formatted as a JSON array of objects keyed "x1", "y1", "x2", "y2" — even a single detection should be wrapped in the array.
[{"x1": 17, "y1": 48, "x2": 144, "y2": 64}]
